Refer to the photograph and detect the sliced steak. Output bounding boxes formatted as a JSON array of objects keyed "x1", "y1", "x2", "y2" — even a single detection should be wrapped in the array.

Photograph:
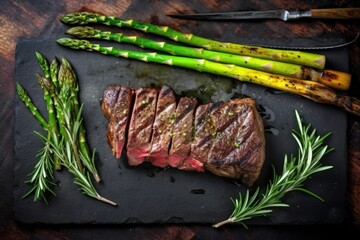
[
  {"x1": 184, "y1": 103, "x2": 216, "y2": 172},
  {"x1": 102, "y1": 86, "x2": 134, "y2": 158},
  {"x1": 127, "y1": 87, "x2": 159, "y2": 166},
  {"x1": 147, "y1": 86, "x2": 177, "y2": 167},
  {"x1": 168, "y1": 97, "x2": 198, "y2": 168},
  {"x1": 205, "y1": 98, "x2": 265, "y2": 186},
  {"x1": 102, "y1": 85, "x2": 265, "y2": 186},
  {"x1": 101, "y1": 86, "x2": 120, "y2": 120}
]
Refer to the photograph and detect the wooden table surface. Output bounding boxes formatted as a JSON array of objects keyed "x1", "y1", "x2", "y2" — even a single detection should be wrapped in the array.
[{"x1": 1, "y1": 0, "x2": 359, "y2": 239}]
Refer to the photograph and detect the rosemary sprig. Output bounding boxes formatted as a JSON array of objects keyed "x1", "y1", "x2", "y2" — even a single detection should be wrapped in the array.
[
  {"x1": 51, "y1": 96, "x2": 116, "y2": 206},
  {"x1": 213, "y1": 110, "x2": 333, "y2": 228},
  {"x1": 22, "y1": 131, "x2": 56, "y2": 205}
]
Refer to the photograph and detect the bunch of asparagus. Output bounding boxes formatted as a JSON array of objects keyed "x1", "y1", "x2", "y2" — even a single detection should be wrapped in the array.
[
  {"x1": 57, "y1": 12, "x2": 360, "y2": 116},
  {"x1": 17, "y1": 52, "x2": 116, "y2": 206}
]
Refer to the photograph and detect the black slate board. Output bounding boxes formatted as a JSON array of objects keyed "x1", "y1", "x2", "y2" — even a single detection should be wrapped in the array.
[{"x1": 14, "y1": 39, "x2": 347, "y2": 225}]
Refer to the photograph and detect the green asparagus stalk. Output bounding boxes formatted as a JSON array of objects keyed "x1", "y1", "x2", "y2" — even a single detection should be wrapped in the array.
[
  {"x1": 16, "y1": 83, "x2": 49, "y2": 130},
  {"x1": 66, "y1": 26, "x2": 351, "y2": 91},
  {"x1": 60, "y1": 12, "x2": 326, "y2": 69},
  {"x1": 17, "y1": 82, "x2": 57, "y2": 203},
  {"x1": 37, "y1": 74, "x2": 62, "y2": 170},
  {"x1": 48, "y1": 57, "x2": 64, "y2": 170},
  {"x1": 57, "y1": 38, "x2": 360, "y2": 117},
  {"x1": 36, "y1": 52, "x2": 62, "y2": 170},
  {"x1": 36, "y1": 73, "x2": 57, "y2": 134},
  {"x1": 60, "y1": 58, "x2": 101, "y2": 182},
  {"x1": 54, "y1": 68, "x2": 84, "y2": 173}
]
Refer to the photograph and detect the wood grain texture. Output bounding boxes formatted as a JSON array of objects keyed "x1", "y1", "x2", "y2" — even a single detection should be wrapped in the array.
[{"x1": 0, "y1": 0, "x2": 359, "y2": 239}]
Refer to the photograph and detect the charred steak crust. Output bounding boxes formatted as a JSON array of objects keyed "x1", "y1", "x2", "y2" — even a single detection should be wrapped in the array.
[
  {"x1": 102, "y1": 85, "x2": 265, "y2": 186},
  {"x1": 102, "y1": 86, "x2": 134, "y2": 158},
  {"x1": 101, "y1": 86, "x2": 120, "y2": 120}
]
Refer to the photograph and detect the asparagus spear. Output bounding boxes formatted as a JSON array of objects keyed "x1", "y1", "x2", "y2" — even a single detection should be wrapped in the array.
[
  {"x1": 59, "y1": 58, "x2": 101, "y2": 182},
  {"x1": 57, "y1": 38, "x2": 360, "y2": 117},
  {"x1": 16, "y1": 83, "x2": 49, "y2": 130},
  {"x1": 35, "y1": 52, "x2": 62, "y2": 170},
  {"x1": 60, "y1": 12, "x2": 326, "y2": 69},
  {"x1": 66, "y1": 26, "x2": 351, "y2": 91}
]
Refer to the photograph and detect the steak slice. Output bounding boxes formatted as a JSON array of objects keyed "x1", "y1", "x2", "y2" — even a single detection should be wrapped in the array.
[
  {"x1": 205, "y1": 98, "x2": 265, "y2": 186},
  {"x1": 101, "y1": 86, "x2": 120, "y2": 120},
  {"x1": 127, "y1": 87, "x2": 159, "y2": 166},
  {"x1": 102, "y1": 86, "x2": 134, "y2": 158},
  {"x1": 184, "y1": 103, "x2": 216, "y2": 172},
  {"x1": 168, "y1": 97, "x2": 198, "y2": 168},
  {"x1": 147, "y1": 86, "x2": 177, "y2": 167}
]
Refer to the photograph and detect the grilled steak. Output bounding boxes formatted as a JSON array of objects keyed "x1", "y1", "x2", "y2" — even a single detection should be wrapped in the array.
[
  {"x1": 147, "y1": 86, "x2": 177, "y2": 167},
  {"x1": 168, "y1": 97, "x2": 198, "y2": 169},
  {"x1": 101, "y1": 86, "x2": 134, "y2": 158},
  {"x1": 127, "y1": 88, "x2": 159, "y2": 166},
  {"x1": 102, "y1": 85, "x2": 265, "y2": 186},
  {"x1": 204, "y1": 98, "x2": 265, "y2": 186}
]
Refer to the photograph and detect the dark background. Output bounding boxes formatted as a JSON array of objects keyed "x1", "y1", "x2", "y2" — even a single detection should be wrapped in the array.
[{"x1": 1, "y1": 0, "x2": 360, "y2": 239}]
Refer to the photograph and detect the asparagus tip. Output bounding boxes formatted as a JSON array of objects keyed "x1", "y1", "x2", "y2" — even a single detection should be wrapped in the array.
[
  {"x1": 66, "y1": 26, "x2": 96, "y2": 38},
  {"x1": 60, "y1": 12, "x2": 99, "y2": 25},
  {"x1": 56, "y1": 38, "x2": 92, "y2": 50}
]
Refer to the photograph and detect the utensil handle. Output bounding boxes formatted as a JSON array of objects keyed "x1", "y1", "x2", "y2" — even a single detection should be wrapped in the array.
[{"x1": 311, "y1": 8, "x2": 360, "y2": 19}]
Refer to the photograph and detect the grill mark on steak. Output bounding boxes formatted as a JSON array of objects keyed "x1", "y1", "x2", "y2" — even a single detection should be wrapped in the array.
[
  {"x1": 208, "y1": 103, "x2": 252, "y2": 161},
  {"x1": 205, "y1": 98, "x2": 265, "y2": 186},
  {"x1": 168, "y1": 97, "x2": 198, "y2": 169},
  {"x1": 127, "y1": 87, "x2": 159, "y2": 166},
  {"x1": 173, "y1": 103, "x2": 193, "y2": 125},
  {"x1": 134, "y1": 96, "x2": 155, "y2": 115},
  {"x1": 185, "y1": 103, "x2": 214, "y2": 171},
  {"x1": 147, "y1": 86, "x2": 177, "y2": 167}
]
